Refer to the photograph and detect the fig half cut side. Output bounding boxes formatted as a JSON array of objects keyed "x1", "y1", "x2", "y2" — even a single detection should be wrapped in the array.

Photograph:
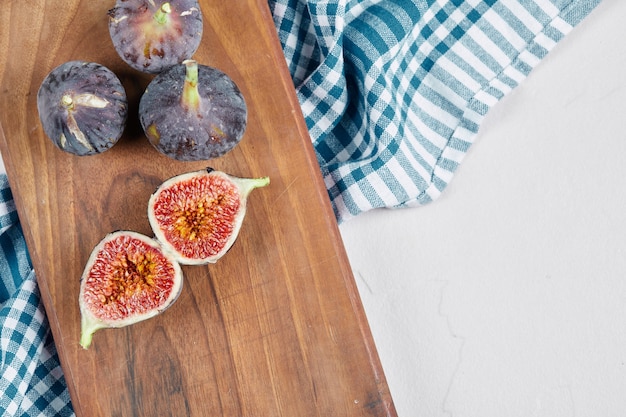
[
  {"x1": 148, "y1": 168, "x2": 270, "y2": 265},
  {"x1": 37, "y1": 61, "x2": 128, "y2": 156},
  {"x1": 79, "y1": 230, "x2": 183, "y2": 349}
]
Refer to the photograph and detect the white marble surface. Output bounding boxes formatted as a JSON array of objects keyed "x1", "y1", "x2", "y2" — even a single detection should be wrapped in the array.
[{"x1": 338, "y1": 1, "x2": 626, "y2": 416}]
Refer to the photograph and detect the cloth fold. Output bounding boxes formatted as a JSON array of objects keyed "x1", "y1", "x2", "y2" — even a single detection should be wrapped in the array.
[
  {"x1": 269, "y1": 0, "x2": 602, "y2": 222},
  {"x1": 1, "y1": 0, "x2": 603, "y2": 414}
]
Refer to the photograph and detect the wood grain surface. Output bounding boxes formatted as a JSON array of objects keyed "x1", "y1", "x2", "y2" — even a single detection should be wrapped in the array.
[{"x1": 0, "y1": 1, "x2": 397, "y2": 416}]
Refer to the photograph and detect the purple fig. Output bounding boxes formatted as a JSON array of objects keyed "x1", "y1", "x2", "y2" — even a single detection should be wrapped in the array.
[
  {"x1": 108, "y1": 0, "x2": 203, "y2": 74},
  {"x1": 37, "y1": 61, "x2": 128, "y2": 156},
  {"x1": 139, "y1": 59, "x2": 247, "y2": 161}
]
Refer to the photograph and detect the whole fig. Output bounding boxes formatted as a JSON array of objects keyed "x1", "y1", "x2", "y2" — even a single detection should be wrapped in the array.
[
  {"x1": 37, "y1": 61, "x2": 128, "y2": 156},
  {"x1": 139, "y1": 60, "x2": 248, "y2": 161},
  {"x1": 108, "y1": 0, "x2": 203, "y2": 74}
]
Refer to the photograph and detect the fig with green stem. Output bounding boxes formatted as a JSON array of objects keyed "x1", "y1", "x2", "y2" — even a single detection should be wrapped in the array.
[
  {"x1": 108, "y1": 0, "x2": 203, "y2": 74},
  {"x1": 139, "y1": 60, "x2": 248, "y2": 161}
]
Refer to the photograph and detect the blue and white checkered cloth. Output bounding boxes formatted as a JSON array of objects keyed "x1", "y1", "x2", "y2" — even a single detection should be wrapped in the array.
[
  {"x1": 0, "y1": 175, "x2": 73, "y2": 416},
  {"x1": 269, "y1": 0, "x2": 602, "y2": 222},
  {"x1": 1, "y1": 0, "x2": 602, "y2": 414}
]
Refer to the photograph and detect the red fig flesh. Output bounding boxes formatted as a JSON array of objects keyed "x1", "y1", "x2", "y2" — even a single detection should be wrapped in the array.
[
  {"x1": 79, "y1": 231, "x2": 183, "y2": 349},
  {"x1": 148, "y1": 168, "x2": 269, "y2": 265}
]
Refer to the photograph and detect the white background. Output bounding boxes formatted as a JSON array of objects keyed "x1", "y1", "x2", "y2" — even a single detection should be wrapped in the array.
[{"x1": 339, "y1": 0, "x2": 626, "y2": 416}]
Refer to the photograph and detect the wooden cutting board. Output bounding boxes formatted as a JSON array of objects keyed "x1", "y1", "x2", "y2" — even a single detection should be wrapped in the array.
[{"x1": 0, "y1": 1, "x2": 396, "y2": 416}]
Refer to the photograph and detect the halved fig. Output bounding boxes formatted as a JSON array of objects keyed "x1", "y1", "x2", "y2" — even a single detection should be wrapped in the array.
[
  {"x1": 79, "y1": 230, "x2": 183, "y2": 349},
  {"x1": 37, "y1": 61, "x2": 128, "y2": 156},
  {"x1": 139, "y1": 59, "x2": 247, "y2": 161},
  {"x1": 108, "y1": 0, "x2": 203, "y2": 74},
  {"x1": 148, "y1": 168, "x2": 269, "y2": 265},
  {"x1": 78, "y1": 169, "x2": 268, "y2": 348}
]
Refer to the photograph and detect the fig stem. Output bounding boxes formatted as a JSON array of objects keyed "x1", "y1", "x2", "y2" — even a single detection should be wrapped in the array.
[
  {"x1": 80, "y1": 312, "x2": 105, "y2": 349},
  {"x1": 154, "y1": 2, "x2": 172, "y2": 25},
  {"x1": 79, "y1": 331, "x2": 94, "y2": 350},
  {"x1": 238, "y1": 176, "x2": 270, "y2": 197},
  {"x1": 182, "y1": 59, "x2": 201, "y2": 113},
  {"x1": 61, "y1": 94, "x2": 74, "y2": 111}
]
